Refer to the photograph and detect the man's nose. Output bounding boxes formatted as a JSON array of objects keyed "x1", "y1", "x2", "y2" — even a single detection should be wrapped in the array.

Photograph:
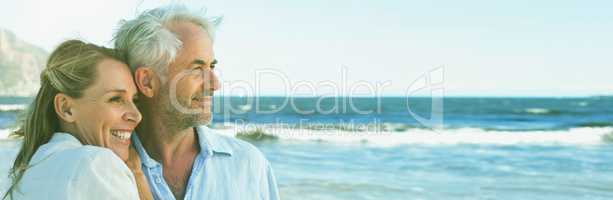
[
  {"x1": 204, "y1": 70, "x2": 220, "y2": 92},
  {"x1": 208, "y1": 70, "x2": 220, "y2": 91}
]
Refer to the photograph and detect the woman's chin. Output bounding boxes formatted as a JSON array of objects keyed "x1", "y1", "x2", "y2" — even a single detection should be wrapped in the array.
[{"x1": 108, "y1": 132, "x2": 132, "y2": 161}]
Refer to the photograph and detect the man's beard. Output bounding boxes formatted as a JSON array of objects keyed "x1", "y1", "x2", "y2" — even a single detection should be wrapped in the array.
[{"x1": 157, "y1": 84, "x2": 212, "y2": 132}]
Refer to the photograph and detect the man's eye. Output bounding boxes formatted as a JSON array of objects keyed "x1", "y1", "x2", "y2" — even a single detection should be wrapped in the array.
[
  {"x1": 210, "y1": 64, "x2": 216, "y2": 69},
  {"x1": 192, "y1": 67, "x2": 204, "y2": 73}
]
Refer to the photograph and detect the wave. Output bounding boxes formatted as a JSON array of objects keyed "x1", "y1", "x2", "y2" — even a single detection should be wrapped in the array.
[
  {"x1": 574, "y1": 101, "x2": 590, "y2": 107},
  {"x1": 0, "y1": 104, "x2": 26, "y2": 112},
  {"x1": 212, "y1": 124, "x2": 613, "y2": 146},
  {"x1": 0, "y1": 128, "x2": 11, "y2": 139},
  {"x1": 515, "y1": 108, "x2": 563, "y2": 116},
  {"x1": 4, "y1": 124, "x2": 612, "y2": 147},
  {"x1": 231, "y1": 122, "x2": 417, "y2": 132},
  {"x1": 576, "y1": 122, "x2": 613, "y2": 128}
]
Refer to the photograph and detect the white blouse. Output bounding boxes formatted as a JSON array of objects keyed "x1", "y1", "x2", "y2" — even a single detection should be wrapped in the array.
[{"x1": 10, "y1": 132, "x2": 139, "y2": 200}]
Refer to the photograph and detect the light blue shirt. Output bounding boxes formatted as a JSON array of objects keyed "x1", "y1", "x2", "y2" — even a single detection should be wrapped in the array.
[
  {"x1": 11, "y1": 133, "x2": 140, "y2": 200},
  {"x1": 132, "y1": 126, "x2": 280, "y2": 200}
]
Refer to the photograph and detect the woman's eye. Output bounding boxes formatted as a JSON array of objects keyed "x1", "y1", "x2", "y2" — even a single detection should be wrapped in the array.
[{"x1": 109, "y1": 96, "x2": 122, "y2": 103}]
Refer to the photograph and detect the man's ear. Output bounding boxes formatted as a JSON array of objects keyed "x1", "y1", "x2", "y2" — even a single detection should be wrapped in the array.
[
  {"x1": 54, "y1": 93, "x2": 76, "y2": 123},
  {"x1": 134, "y1": 67, "x2": 158, "y2": 98}
]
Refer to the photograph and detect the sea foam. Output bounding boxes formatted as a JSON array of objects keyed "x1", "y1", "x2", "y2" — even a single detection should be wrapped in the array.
[
  {"x1": 214, "y1": 124, "x2": 613, "y2": 146},
  {"x1": 0, "y1": 104, "x2": 26, "y2": 112},
  {"x1": 0, "y1": 128, "x2": 10, "y2": 139}
]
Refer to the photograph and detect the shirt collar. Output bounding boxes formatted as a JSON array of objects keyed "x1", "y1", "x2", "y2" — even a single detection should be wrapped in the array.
[
  {"x1": 131, "y1": 132, "x2": 158, "y2": 168},
  {"x1": 131, "y1": 125, "x2": 233, "y2": 168},
  {"x1": 195, "y1": 126, "x2": 233, "y2": 157}
]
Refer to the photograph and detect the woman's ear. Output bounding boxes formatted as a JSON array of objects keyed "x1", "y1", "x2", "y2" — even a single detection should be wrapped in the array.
[
  {"x1": 54, "y1": 93, "x2": 76, "y2": 123},
  {"x1": 134, "y1": 67, "x2": 158, "y2": 98}
]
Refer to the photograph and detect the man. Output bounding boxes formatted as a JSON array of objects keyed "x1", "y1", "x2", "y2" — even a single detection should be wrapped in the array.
[{"x1": 113, "y1": 5, "x2": 280, "y2": 200}]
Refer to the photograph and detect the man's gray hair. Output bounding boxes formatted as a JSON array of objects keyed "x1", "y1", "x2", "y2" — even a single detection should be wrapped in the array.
[{"x1": 113, "y1": 4, "x2": 222, "y2": 82}]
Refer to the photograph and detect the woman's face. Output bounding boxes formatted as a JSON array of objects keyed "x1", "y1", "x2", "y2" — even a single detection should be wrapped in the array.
[{"x1": 69, "y1": 58, "x2": 141, "y2": 161}]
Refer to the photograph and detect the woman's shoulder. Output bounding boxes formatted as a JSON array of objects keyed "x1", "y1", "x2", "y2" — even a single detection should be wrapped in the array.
[
  {"x1": 30, "y1": 133, "x2": 128, "y2": 173},
  {"x1": 54, "y1": 145, "x2": 129, "y2": 171},
  {"x1": 16, "y1": 140, "x2": 138, "y2": 199},
  {"x1": 25, "y1": 142, "x2": 132, "y2": 180}
]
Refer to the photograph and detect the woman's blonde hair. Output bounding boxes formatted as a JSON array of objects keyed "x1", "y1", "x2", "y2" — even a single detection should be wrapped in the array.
[{"x1": 2, "y1": 40, "x2": 123, "y2": 199}]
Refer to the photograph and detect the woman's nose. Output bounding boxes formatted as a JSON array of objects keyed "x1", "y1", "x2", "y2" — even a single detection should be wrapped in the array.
[{"x1": 123, "y1": 103, "x2": 142, "y2": 124}]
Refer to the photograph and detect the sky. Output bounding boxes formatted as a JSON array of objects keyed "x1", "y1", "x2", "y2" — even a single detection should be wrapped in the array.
[{"x1": 1, "y1": 0, "x2": 612, "y2": 97}]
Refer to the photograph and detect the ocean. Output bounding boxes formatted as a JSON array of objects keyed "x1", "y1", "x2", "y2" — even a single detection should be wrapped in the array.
[{"x1": 1, "y1": 96, "x2": 613, "y2": 199}]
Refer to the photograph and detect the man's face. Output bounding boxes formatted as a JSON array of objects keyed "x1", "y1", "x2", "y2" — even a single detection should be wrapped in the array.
[{"x1": 156, "y1": 22, "x2": 219, "y2": 131}]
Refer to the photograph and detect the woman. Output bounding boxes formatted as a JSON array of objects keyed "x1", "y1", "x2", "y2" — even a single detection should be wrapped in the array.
[{"x1": 2, "y1": 40, "x2": 152, "y2": 200}]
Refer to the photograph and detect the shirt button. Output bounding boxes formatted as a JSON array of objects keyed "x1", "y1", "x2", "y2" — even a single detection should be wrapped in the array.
[{"x1": 155, "y1": 177, "x2": 162, "y2": 183}]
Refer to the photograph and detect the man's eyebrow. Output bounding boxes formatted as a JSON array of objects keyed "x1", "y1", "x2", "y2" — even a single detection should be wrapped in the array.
[{"x1": 191, "y1": 59, "x2": 218, "y2": 66}]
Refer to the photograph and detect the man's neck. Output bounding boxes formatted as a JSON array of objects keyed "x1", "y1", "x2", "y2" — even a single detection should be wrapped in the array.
[
  {"x1": 136, "y1": 115, "x2": 200, "y2": 165},
  {"x1": 137, "y1": 112, "x2": 201, "y2": 200}
]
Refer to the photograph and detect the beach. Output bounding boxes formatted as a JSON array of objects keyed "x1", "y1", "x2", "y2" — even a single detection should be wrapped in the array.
[{"x1": 2, "y1": 96, "x2": 613, "y2": 199}]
